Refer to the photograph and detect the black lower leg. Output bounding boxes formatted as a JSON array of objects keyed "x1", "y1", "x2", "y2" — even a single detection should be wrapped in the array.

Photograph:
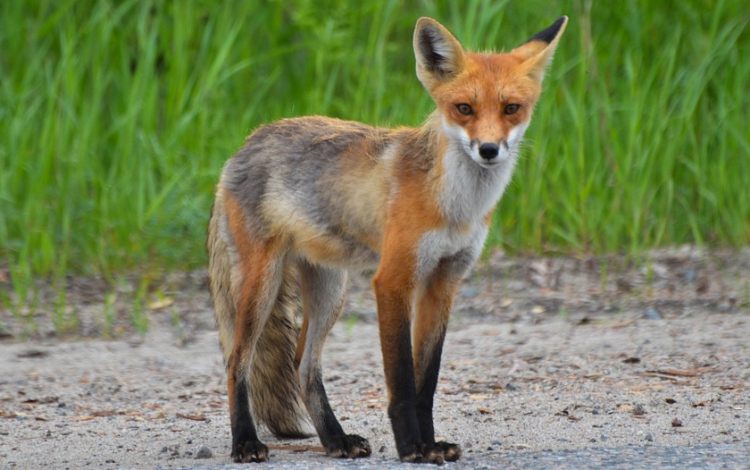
[
  {"x1": 414, "y1": 335, "x2": 460, "y2": 462},
  {"x1": 305, "y1": 365, "x2": 371, "y2": 458},
  {"x1": 415, "y1": 338, "x2": 444, "y2": 444},
  {"x1": 386, "y1": 323, "x2": 423, "y2": 459},
  {"x1": 231, "y1": 378, "x2": 268, "y2": 463}
]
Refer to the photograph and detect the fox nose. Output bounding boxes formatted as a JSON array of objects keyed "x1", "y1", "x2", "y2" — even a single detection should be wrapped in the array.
[{"x1": 478, "y1": 143, "x2": 499, "y2": 160}]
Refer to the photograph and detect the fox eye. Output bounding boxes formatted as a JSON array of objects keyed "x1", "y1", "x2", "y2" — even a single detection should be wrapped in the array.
[
  {"x1": 456, "y1": 103, "x2": 474, "y2": 115},
  {"x1": 504, "y1": 104, "x2": 520, "y2": 115}
]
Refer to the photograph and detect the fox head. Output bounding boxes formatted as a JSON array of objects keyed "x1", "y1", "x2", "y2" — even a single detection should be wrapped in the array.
[{"x1": 414, "y1": 16, "x2": 567, "y2": 169}]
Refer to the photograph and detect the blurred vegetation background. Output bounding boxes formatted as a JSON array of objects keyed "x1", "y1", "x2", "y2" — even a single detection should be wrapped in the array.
[{"x1": 1, "y1": 0, "x2": 749, "y2": 308}]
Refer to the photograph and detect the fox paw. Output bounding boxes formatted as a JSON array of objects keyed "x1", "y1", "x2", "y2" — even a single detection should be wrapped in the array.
[
  {"x1": 399, "y1": 443, "x2": 445, "y2": 465},
  {"x1": 326, "y1": 434, "x2": 372, "y2": 459},
  {"x1": 433, "y1": 441, "x2": 461, "y2": 462},
  {"x1": 231, "y1": 440, "x2": 269, "y2": 463},
  {"x1": 399, "y1": 442, "x2": 462, "y2": 464}
]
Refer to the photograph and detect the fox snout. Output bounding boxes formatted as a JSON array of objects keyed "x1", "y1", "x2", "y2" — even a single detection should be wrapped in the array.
[
  {"x1": 471, "y1": 139, "x2": 512, "y2": 166},
  {"x1": 478, "y1": 142, "x2": 499, "y2": 160},
  {"x1": 477, "y1": 141, "x2": 512, "y2": 161}
]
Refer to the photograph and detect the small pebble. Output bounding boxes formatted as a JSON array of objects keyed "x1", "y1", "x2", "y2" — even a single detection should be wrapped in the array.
[
  {"x1": 592, "y1": 408, "x2": 600, "y2": 415},
  {"x1": 672, "y1": 418, "x2": 683, "y2": 427},
  {"x1": 644, "y1": 309, "x2": 662, "y2": 320},
  {"x1": 506, "y1": 381, "x2": 520, "y2": 392},
  {"x1": 645, "y1": 434, "x2": 654, "y2": 442},
  {"x1": 195, "y1": 445, "x2": 212, "y2": 459}
]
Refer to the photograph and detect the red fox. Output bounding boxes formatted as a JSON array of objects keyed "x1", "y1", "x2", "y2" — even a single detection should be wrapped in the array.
[{"x1": 207, "y1": 16, "x2": 567, "y2": 464}]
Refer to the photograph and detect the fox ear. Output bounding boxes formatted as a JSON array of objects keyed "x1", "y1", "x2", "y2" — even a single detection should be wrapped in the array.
[
  {"x1": 414, "y1": 18, "x2": 466, "y2": 91},
  {"x1": 512, "y1": 16, "x2": 568, "y2": 83}
]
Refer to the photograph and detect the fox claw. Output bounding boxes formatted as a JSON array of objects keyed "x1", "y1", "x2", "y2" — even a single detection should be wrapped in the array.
[
  {"x1": 232, "y1": 440, "x2": 269, "y2": 463},
  {"x1": 326, "y1": 434, "x2": 372, "y2": 459},
  {"x1": 399, "y1": 442, "x2": 461, "y2": 464},
  {"x1": 434, "y1": 441, "x2": 461, "y2": 462}
]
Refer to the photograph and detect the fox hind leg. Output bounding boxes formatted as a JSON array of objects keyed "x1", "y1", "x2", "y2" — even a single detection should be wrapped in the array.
[
  {"x1": 227, "y1": 247, "x2": 287, "y2": 463},
  {"x1": 296, "y1": 262, "x2": 371, "y2": 459},
  {"x1": 222, "y1": 192, "x2": 290, "y2": 462}
]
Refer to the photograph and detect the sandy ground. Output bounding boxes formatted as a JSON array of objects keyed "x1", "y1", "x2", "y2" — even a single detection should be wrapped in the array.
[{"x1": 1, "y1": 249, "x2": 749, "y2": 469}]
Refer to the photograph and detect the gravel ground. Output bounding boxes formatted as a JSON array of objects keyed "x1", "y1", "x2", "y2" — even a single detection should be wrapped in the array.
[{"x1": 1, "y1": 249, "x2": 749, "y2": 469}]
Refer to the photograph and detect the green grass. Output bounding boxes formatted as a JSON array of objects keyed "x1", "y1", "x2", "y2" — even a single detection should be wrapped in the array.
[{"x1": 1, "y1": 0, "x2": 749, "y2": 304}]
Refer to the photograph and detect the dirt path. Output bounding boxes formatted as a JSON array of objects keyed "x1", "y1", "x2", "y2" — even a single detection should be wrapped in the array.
[{"x1": 1, "y1": 250, "x2": 748, "y2": 469}]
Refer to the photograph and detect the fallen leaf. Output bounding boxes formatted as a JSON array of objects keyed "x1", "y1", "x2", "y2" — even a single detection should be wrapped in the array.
[
  {"x1": 656, "y1": 369, "x2": 699, "y2": 377},
  {"x1": 609, "y1": 320, "x2": 634, "y2": 329},
  {"x1": 176, "y1": 413, "x2": 207, "y2": 421},
  {"x1": 638, "y1": 372, "x2": 692, "y2": 384},
  {"x1": 582, "y1": 373, "x2": 604, "y2": 379},
  {"x1": 16, "y1": 350, "x2": 49, "y2": 358},
  {"x1": 147, "y1": 296, "x2": 174, "y2": 310},
  {"x1": 556, "y1": 406, "x2": 581, "y2": 420},
  {"x1": 268, "y1": 444, "x2": 326, "y2": 453},
  {"x1": 72, "y1": 415, "x2": 95, "y2": 422},
  {"x1": 21, "y1": 396, "x2": 58, "y2": 404},
  {"x1": 477, "y1": 407, "x2": 492, "y2": 414},
  {"x1": 622, "y1": 357, "x2": 641, "y2": 364}
]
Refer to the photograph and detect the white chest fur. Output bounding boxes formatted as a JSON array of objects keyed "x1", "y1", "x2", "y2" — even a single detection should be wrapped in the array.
[
  {"x1": 414, "y1": 133, "x2": 520, "y2": 280},
  {"x1": 415, "y1": 222, "x2": 488, "y2": 281}
]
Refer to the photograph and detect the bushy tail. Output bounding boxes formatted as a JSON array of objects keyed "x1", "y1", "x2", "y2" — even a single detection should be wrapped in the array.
[{"x1": 207, "y1": 191, "x2": 314, "y2": 438}]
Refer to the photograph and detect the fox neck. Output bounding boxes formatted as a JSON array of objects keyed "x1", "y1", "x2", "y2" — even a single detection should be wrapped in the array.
[{"x1": 427, "y1": 113, "x2": 520, "y2": 226}]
